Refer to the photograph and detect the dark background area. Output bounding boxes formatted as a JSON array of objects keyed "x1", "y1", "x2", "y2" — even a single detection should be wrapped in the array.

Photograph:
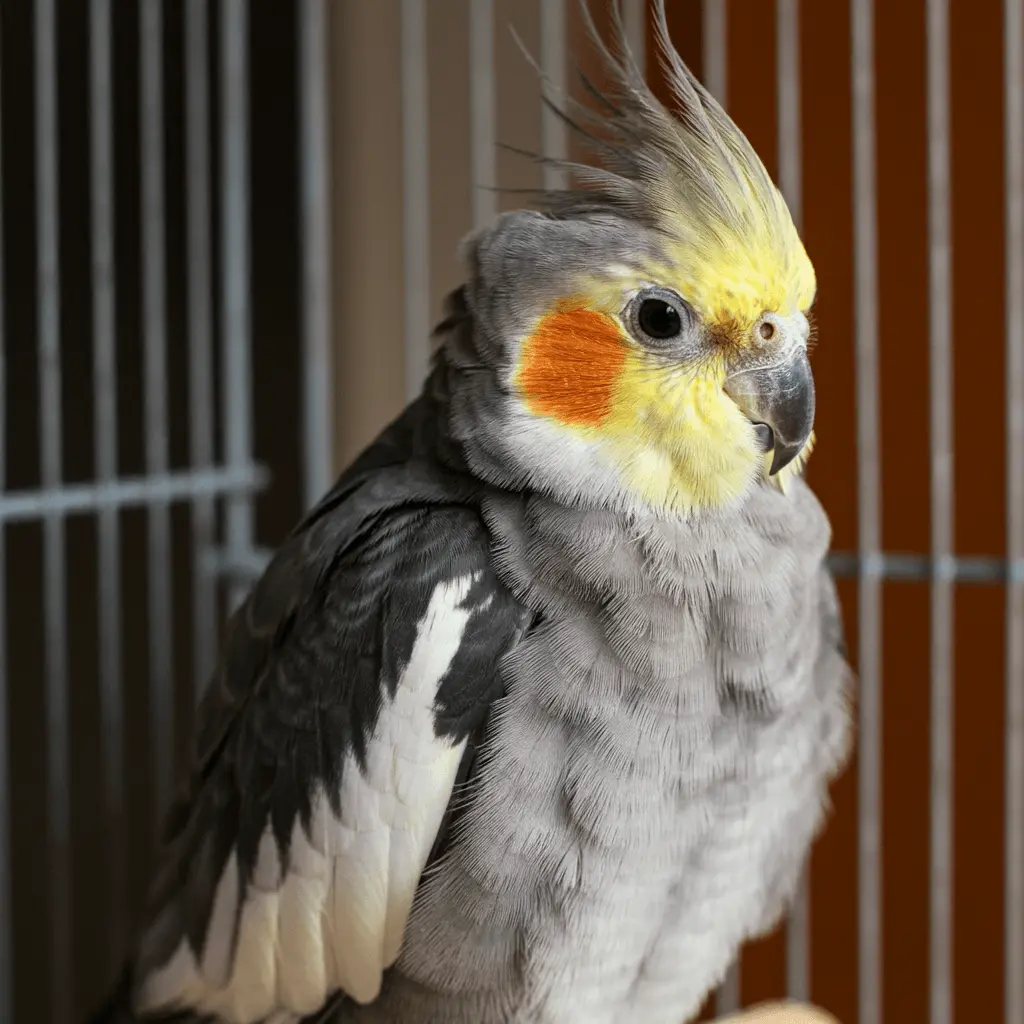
[{"x1": 1, "y1": 2, "x2": 303, "y2": 1018}]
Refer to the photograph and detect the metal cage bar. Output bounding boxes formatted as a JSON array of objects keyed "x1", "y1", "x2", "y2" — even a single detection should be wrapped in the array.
[
  {"x1": 926, "y1": 1, "x2": 955, "y2": 1021},
  {"x1": 401, "y1": 0, "x2": 430, "y2": 401},
  {"x1": 470, "y1": 0, "x2": 497, "y2": 229},
  {"x1": 1005, "y1": 1, "x2": 1024, "y2": 1021},
  {"x1": 34, "y1": 1, "x2": 72, "y2": 1018},
  {"x1": 776, "y1": 0, "x2": 803, "y2": 233},
  {"x1": 0, "y1": 6, "x2": 9, "y2": 1017},
  {"x1": 775, "y1": 0, "x2": 811, "y2": 1002},
  {"x1": 622, "y1": 0, "x2": 646, "y2": 77},
  {"x1": 140, "y1": 0, "x2": 175, "y2": 839},
  {"x1": 829, "y1": 552, "x2": 1024, "y2": 582},
  {"x1": 702, "y1": 0, "x2": 728, "y2": 112},
  {"x1": 852, "y1": 0, "x2": 884, "y2": 1021},
  {"x1": 221, "y1": 0, "x2": 257, "y2": 613},
  {"x1": 90, "y1": 0, "x2": 126, "y2": 970},
  {"x1": 186, "y1": 0, "x2": 218, "y2": 692},
  {"x1": 299, "y1": 0, "x2": 335, "y2": 509},
  {"x1": 540, "y1": 0, "x2": 567, "y2": 194},
  {"x1": 0, "y1": 467, "x2": 268, "y2": 523}
]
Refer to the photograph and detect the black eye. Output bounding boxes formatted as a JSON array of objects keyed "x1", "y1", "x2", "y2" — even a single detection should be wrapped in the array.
[
  {"x1": 638, "y1": 298, "x2": 682, "y2": 339},
  {"x1": 626, "y1": 288, "x2": 692, "y2": 347}
]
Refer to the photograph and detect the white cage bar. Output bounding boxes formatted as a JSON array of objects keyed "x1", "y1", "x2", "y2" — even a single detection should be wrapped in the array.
[
  {"x1": 851, "y1": 2, "x2": 884, "y2": 1022},
  {"x1": 221, "y1": 0, "x2": 257, "y2": 615},
  {"x1": 926, "y1": 0, "x2": 954, "y2": 1021},
  {"x1": 0, "y1": 5, "x2": 8, "y2": 1018},
  {"x1": 540, "y1": 0, "x2": 569, "y2": 195},
  {"x1": 185, "y1": 0, "x2": 218, "y2": 693},
  {"x1": 1005, "y1": 1, "x2": 1024, "y2": 1022},
  {"x1": 140, "y1": 0, "x2": 175, "y2": 841},
  {"x1": 470, "y1": 0, "x2": 498, "y2": 230},
  {"x1": 89, "y1": 0, "x2": 125, "y2": 972},
  {"x1": 401, "y1": 0, "x2": 430, "y2": 402},
  {"x1": 299, "y1": 0, "x2": 335, "y2": 512},
  {"x1": 622, "y1": 0, "x2": 646, "y2": 74},
  {"x1": 34, "y1": 1, "x2": 72, "y2": 1020}
]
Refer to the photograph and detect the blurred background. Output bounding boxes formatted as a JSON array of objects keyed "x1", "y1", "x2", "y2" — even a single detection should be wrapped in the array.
[{"x1": 0, "y1": 1, "x2": 1022, "y2": 1022}]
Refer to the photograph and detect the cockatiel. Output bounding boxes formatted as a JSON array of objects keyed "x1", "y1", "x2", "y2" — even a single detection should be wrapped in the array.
[{"x1": 90, "y1": 4, "x2": 852, "y2": 1023}]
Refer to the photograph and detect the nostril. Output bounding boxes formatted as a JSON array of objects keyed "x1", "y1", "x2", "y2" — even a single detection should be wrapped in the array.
[{"x1": 752, "y1": 422, "x2": 775, "y2": 452}]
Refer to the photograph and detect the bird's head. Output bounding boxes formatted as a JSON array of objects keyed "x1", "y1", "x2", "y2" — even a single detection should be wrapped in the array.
[{"x1": 450, "y1": 1, "x2": 817, "y2": 517}]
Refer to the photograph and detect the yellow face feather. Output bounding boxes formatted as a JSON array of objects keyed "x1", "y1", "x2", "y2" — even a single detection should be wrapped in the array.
[
  {"x1": 664, "y1": 230, "x2": 817, "y2": 330},
  {"x1": 513, "y1": 279, "x2": 812, "y2": 515},
  {"x1": 513, "y1": 162, "x2": 817, "y2": 513},
  {"x1": 633, "y1": 127, "x2": 818, "y2": 339}
]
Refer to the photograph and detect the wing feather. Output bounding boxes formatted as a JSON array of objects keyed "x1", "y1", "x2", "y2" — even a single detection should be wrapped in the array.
[{"x1": 127, "y1": 411, "x2": 530, "y2": 1024}]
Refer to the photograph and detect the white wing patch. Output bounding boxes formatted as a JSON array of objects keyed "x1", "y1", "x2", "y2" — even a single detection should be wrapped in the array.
[{"x1": 135, "y1": 575, "x2": 480, "y2": 1024}]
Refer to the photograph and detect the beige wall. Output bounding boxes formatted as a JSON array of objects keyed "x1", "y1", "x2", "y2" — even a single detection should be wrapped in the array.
[
  {"x1": 329, "y1": 0, "x2": 546, "y2": 468},
  {"x1": 330, "y1": 0, "x2": 407, "y2": 468}
]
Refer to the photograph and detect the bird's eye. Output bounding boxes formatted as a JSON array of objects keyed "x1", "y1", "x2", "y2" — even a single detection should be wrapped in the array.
[
  {"x1": 627, "y1": 288, "x2": 692, "y2": 346},
  {"x1": 638, "y1": 299, "x2": 682, "y2": 339}
]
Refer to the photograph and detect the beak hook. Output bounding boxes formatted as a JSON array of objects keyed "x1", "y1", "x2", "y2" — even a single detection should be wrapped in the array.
[{"x1": 723, "y1": 349, "x2": 815, "y2": 476}]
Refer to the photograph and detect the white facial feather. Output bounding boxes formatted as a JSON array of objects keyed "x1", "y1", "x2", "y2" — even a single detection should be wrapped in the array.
[{"x1": 136, "y1": 575, "x2": 479, "y2": 1023}]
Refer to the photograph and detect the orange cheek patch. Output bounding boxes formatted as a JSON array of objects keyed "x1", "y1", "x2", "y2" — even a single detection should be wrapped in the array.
[{"x1": 515, "y1": 309, "x2": 628, "y2": 427}]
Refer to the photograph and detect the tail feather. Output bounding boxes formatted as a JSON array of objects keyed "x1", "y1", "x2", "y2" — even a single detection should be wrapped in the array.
[
  {"x1": 83, "y1": 963, "x2": 352, "y2": 1023},
  {"x1": 83, "y1": 962, "x2": 213, "y2": 1024}
]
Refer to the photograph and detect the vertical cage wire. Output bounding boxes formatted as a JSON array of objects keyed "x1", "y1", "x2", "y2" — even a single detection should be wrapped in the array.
[
  {"x1": 776, "y1": 0, "x2": 811, "y2": 1002},
  {"x1": 0, "y1": 4, "x2": 9, "y2": 1015},
  {"x1": 221, "y1": 0, "x2": 256, "y2": 613},
  {"x1": 34, "y1": 0, "x2": 72, "y2": 1018},
  {"x1": 702, "y1": 0, "x2": 728, "y2": 110},
  {"x1": 852, "y1": 0, "x2": 884, "y2": 1021},
  {"x1": 299, "y1": 0, "x2": 335, "y2": 509},
  {"x1": 701, "y1": 0, "x2": 741, "y2": 1013},
  {"x1": 622, "y1": 0, "x2": 646, "y2": 77},
  {"x1": 90, "y1": 0, "x2": 125, "y2": 968},
  {"x1": 470, "y1": 0, "x2": 497, "y2": 230},
  {"x1": 926, "y1": 0, "x2": 954, "y2": 1021},
  {"x1": 776, "y1": 0, "x2": 803, "y2": 231},
  {"x1": 186, "y1": 0, "x2": 218, "y2": 691},
  {"x1": 540, "y1": 0, "x2": 567, "y2": 194},
  {"x1": 140, "y1": 0, "x2": 175, "y2": 833},
  {"x1": 401, "y1": 0, "x2": 430, "y2": 401},
  {"x1": 1005, "y1": 0, "x2": 1024, "y2": 1020}
]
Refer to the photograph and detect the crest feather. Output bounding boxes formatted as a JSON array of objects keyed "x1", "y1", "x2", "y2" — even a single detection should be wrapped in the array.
[{"x1": 525, "y1": 0, "x2": 815, "y2": 320}]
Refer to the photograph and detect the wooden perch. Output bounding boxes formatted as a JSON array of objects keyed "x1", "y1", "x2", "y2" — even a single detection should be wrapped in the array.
[{"x1": 718, "y1": 1002, "x2": 842, "y2": 1023}]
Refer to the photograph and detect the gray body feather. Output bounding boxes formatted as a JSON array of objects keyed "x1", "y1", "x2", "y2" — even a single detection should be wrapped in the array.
[
  {"x1": 92, "y1": 336, "x2": 851, "y2": 1024},
  {"x1": 337, "y1": 459, "x2": 850, "y2": 1024}
]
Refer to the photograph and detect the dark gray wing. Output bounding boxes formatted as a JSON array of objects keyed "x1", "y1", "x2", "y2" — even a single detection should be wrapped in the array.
[{"x1": 120, "y1": 399, "x2": 530, "y2": 1024}]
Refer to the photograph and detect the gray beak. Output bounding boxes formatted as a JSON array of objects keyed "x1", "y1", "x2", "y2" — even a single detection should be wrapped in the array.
[{"x1": 723, "y1": 348, "x2": 816, "y2": 476}]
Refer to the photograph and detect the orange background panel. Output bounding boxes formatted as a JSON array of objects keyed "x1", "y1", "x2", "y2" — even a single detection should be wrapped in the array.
[{"x1": 571, "y1": 2, "x2": 1013, "y2": 1022}]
